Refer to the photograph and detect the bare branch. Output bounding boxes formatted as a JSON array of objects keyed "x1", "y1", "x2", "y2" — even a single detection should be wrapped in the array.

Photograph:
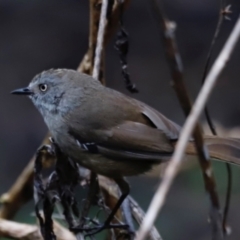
[
  {"x1": 92, "y1": 0, "x2": 108, "y2": 80},
  {"x1": 78, "y1": 0, "x2": 130, "y2": 75},
  {"x1": 0, "y1": 219, "x2": 75, "y2": 240},
  {"x1": 136, "y1": 16, "x2": 240, "y2": 240},
  {"x1": 0, "y1": 135, "x2": 52, "y2": 219},
  {"x1": 202, "y1": 1, "x2": 229, "y2": 135}
]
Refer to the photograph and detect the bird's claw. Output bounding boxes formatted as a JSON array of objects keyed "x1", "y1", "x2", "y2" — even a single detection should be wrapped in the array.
[
  {"x1": 71, "y1": 223, "x2": 130, "y2": 237},
  {"x1": 85, "y1": 223, "x2": 129, "y2": 237}
]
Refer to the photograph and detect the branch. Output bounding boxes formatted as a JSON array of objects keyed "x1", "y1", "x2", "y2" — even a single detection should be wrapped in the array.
[
  {"x1": 0, "y1": 135, "x2": 52, "y2": 219},
  {"x1": 92, "y1": 0, "x2": 108, "y2": 80},
  {"x1": 136, "y1": 15, "x2": 240, "y2": 240},
  {"x1": 78, "y1": 0, "x2": 130, "y2": 75},
  {"x1": 201, "y1": 3, "x2": 232, "y2": 135},
  {"x1": 0, "y1": 219, "x2": 75, "y2": 240}
]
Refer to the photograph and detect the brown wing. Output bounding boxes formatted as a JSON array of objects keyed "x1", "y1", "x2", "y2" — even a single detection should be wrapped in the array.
[
  {"x1": 96, "y1": 120, "x2": 174, "y2": 152},
  {"x1": 139, "y1": 103, "x2": 181, "y2": 140},
  {"x1": 68, "y1": 119, "x2": 176, "y2": 162}
]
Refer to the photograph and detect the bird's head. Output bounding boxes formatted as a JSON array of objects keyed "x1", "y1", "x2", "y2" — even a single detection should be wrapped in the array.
[{"x1": 11, "y1": 69, "x2": 79, "y2": 115}]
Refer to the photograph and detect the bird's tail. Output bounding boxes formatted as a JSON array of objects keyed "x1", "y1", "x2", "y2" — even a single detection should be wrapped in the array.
[{"x1": 185, "y1": 136, "x2": 240, "y2": 166}]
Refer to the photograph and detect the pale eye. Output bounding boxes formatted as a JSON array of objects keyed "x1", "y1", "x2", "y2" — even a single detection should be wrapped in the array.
[{"x1": 39, "y1": 84, "x2": 48, "y2": 92}]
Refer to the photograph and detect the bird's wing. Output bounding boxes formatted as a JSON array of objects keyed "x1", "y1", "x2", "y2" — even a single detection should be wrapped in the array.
[
  {"x1": 68, "y1": 121, "x2": 173, "y2": 162},
  {"x1": 68, "y1": 117, "x2": 177, "y2": 162},
  {"x1": 139, "y1": 103, "x2": 181, "y2": 140}
]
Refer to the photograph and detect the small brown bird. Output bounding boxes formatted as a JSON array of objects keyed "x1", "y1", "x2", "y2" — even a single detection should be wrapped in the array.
[{"x1": 11, "y1": 69, "x2": 240, "y2": 233}]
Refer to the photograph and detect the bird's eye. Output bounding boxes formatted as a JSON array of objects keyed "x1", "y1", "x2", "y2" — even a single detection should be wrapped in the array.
[{"x1": 39, "y1": 84, "x2": 48, "y2": 92}]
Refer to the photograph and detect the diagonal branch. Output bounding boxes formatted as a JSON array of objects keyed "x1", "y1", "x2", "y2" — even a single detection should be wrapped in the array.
[
  {"x1": 136, "y1": 15, "x2": 240, "y2": 240},
  {"x1": 0, "y1": 135, "x2": 52, "y2": 219},
  {"x1": 0, "y1": 218, "x2": 75, "y2": 240}
]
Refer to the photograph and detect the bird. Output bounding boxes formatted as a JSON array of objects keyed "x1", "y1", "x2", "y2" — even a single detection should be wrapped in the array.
[{"x1": 11, "y1": 68, "x2": 240, "y2": 234}]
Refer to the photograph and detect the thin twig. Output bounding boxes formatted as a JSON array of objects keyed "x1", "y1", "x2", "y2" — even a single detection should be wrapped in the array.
[
  {"x1": 223, "y1": 164, "x2": 232, "y2": 235},
  {"x1": 78, "y1": 0, "x2": 130, "y2": 75},
  {"x1": 92, "y1": 0, "x2": 108, "y2": 80},
  {"x1": 201, "y1": 0, "x2": 232, "y2": 233},
  {"x1": 114, "y1": 0, "x2": 138, "y2": 93},
  {"x1": 136, "y1": 16, "x2": 240, "y2": 240},
  {"x1": 202, "y1": 3, "x2": 232, "y2": 135},
  {"x1": 202, "y1": 4, "x2": 224, "y2": 135}
]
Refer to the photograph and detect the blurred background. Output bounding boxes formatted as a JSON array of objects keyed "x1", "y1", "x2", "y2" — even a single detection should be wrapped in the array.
[{"x1": 1, "y1": 0, "x2": 240, "y2": 239}]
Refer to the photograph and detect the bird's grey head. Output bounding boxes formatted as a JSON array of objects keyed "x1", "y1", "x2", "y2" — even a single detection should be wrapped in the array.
[{"x1": 11, "y1": 69, "x2": 93, "y2": 117}]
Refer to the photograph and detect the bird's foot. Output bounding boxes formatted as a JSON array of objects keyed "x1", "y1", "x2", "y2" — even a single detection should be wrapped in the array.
[{"x1": 71, "y1": 222, "x2": 130, "y2": 237}]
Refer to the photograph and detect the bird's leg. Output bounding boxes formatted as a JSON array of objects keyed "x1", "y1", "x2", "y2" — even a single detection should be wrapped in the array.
[
  {"x1": 86, "y1": 178, "x2": 133, "y2": 237},
  {"x1": 104, "y1": 177, "x2": 130, "y2": 226},
  {"x1": 71, "y1": 178, "x2": 132, "y2": 237}
]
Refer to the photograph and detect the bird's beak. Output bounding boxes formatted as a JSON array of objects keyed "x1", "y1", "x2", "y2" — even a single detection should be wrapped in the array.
[{"x1": 11, "y1": 87, "x2": 33, "y2": 96}]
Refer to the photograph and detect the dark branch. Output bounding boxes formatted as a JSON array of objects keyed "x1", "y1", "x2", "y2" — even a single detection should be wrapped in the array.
[
  {"x1": 114, "y1": 0, "x2": 138, "y2": 93},
  {"x1": 150, "y1": 0, "x2": 223, "y2": 238}
]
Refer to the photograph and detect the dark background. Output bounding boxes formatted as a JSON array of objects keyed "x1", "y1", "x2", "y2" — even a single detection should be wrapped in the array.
[{"x1": 1, "y1": 0, "x2": 240, "y2": 239}]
